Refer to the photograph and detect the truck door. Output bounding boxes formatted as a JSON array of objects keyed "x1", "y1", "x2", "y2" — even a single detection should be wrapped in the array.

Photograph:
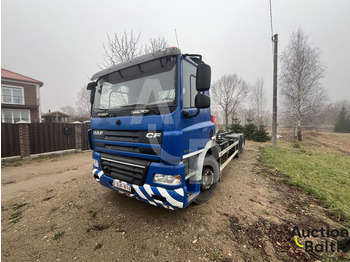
[{"x1": 181, "y1": 58, "x2": 212, "y2": 156}]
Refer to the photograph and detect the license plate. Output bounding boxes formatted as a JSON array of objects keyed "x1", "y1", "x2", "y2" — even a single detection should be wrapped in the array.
[{"x1": 112, "y1": 180, "x2": 131, "y2": 192}]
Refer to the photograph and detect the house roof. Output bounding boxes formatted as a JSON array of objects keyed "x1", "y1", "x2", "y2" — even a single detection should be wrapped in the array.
[
  {"x1": 1, "y1": 68, "x2": 44, "y2": 87},
  {"x1": 42, "y1": 111, "x2": 70, "y2": 117}
]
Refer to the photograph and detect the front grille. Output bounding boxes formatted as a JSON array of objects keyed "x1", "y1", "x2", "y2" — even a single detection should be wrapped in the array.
[
  {"x1": 104, "y1": 130, "x2": 140, "y2": 143},
  {"x1": 93, "y1": 130, "x2": 162, "y2": 144},
  {"x1": 93, "y1": 130, "x2": 162, "y2": 156},
  {"x1": 94, "y1": 142, "x2": 160, "y2": 155},
  {"x1": 100, "y1": 153, "x2": 151, "y2": 185}
]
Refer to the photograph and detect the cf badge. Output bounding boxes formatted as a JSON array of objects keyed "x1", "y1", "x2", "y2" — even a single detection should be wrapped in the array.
[{"x1": 146, "y1": 133, "x2": 161, "y2": 138}]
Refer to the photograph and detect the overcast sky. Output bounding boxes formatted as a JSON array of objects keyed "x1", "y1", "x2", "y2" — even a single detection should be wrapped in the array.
[{"x1": 2, "y1": 0, "x2": 350, "y2": 113}]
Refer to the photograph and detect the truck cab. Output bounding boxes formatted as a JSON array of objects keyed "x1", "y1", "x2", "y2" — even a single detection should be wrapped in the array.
[{"x1": 87, "y1": 47, "x2": 239, "y2": 209}]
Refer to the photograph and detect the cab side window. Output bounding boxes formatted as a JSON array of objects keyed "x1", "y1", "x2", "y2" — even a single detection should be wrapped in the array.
[{"x1": 182, "y1": 60, "x2": 197, "y2": 108}]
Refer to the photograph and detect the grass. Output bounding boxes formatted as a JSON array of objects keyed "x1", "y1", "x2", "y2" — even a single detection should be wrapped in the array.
[
  {"x1": 260, "y1": 143, "x2": 350, "y2": 226},
  {"x1": 9, "y1": 211, "x2": 22, "y2": 223},
  {"x1": 262, "y1": 210, "x2": 270, "y2": 215},
  {"x1": 210, "y1": 252, "x2": 221, "y2": 261},
  {"x1": 88, "y1": 210, "x2": 97, "y2": 219},
  {"x1": 12, "y1": 203, "x2": 28, "y2": 210},
  {"x1": 53, "y1": 231, "x2": 65, "y2": 240},
  {"x1": 320, "y1": 132, "x2": 350, "y2": 137}
]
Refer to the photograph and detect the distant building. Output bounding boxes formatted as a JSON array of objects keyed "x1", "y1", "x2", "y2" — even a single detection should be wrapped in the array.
[
  {"x1": 1, "y1": 68, "x2": 43, "y2": 123},
  {"x1": 42, "y1": 111, "x2": 70, "y2": 123}
]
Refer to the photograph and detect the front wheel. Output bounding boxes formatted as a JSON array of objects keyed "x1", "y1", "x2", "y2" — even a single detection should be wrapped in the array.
[{"x1": 194, "y1": 156, "x2": 219, "y2": 204}]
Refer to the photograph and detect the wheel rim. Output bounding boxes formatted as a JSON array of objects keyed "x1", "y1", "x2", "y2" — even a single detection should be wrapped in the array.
[{"x1": 201, "y1": 168, "x2": 214, "y2": 191}]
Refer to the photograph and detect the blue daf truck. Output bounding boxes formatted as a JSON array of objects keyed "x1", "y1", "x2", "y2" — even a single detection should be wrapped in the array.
[{"x1": 86, "y1": 47, "x2": 244, "y2": 210}]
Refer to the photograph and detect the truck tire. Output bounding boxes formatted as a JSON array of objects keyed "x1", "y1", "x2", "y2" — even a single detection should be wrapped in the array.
[{"x1": 194, "y1": 155, "x2": 219, "y2": 204}]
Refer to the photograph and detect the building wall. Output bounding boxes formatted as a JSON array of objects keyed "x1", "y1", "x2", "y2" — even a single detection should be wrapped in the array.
[
  {"x1": 1, "y1": 80, "x2": 38, "y2": 105},
  {"x1": 30, "y1": 108, "x2": 40, "y2": 123},
  {"x1": 1, "y1": 79, "x2": 41, "y2": 123}
]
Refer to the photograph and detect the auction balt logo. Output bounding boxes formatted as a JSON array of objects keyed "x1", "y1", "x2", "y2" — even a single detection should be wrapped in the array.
[{"x1": 292, "y1": 226, "x2": 350, "y2": 253}]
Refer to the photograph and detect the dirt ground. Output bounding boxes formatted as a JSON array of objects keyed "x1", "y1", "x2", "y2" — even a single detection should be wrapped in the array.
[{"x1": 1, "y1": 139, "x2": 349, "y2": 262}]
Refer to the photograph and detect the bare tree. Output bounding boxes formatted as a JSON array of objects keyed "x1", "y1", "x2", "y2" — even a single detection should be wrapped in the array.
[
  {"x1": 211, "y1": 74, "x2": 249, "y2": 128},
  {"x1": 76, "y1": 86, "x2": 90, "y2": 117},
  {"x1": 280, "y1": 28, "x2": 327, "y2": 141},
  {"x1": 101, "y1": 31, "x2": 170, "y2": 68},
  {"x1": 144, "y1": 36, "x2": 168, "y2": 53},
  {"x1": 60, "y1": 106, "x2": 77, "y2": 116},
  {"x1": 102, "y1": 30, "x2": 142, "y2": 67},
  {"x1": 59, "y1": 86, "x2": 90, "y2": 122},
  {"x1": 249, "y1": 78, "x2": 269, "y2": 126}
]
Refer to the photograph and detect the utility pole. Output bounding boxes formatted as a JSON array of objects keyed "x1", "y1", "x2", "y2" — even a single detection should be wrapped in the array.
[{"x1": 272, "y1": 34, "x2": 278, "y2": 148}]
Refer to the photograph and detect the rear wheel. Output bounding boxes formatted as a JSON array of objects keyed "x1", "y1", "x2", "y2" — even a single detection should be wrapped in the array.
[{"x1": 194, "y1": 156, "x2": 219, "y2": 204}]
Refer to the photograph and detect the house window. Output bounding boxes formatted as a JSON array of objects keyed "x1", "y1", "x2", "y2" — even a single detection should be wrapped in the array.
[
  {"x1": 2, "y1": 109, "x2": 31, "y2": 123},
  {"x1": 1, "y1": 86, "x2": 24, "y2": 104}
]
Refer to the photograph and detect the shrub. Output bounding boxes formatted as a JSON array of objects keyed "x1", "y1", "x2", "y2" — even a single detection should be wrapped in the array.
[
  {"x1": 293, "y1": 141, "x2": 301, "y2": 148},
  {"x1": 334, "y1": 106, "x2": 350, "y2": 133},
  {"x1": 244, "y1": 118, "x2": 258, "y2": 140},
  {"x1": 254, "y1": 125, "x2": 271, "y2": 142},
  {"x1": 229, "y1": 117, "x2": 270, "y2": 142},
  {"x1": 229, "y1": 118, "x2": 244, "y2": 133}
]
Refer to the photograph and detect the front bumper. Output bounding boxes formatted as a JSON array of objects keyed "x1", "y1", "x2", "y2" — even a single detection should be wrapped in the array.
[{"x1": 92, "y1": 168, "x2": 188, "y2": 210}]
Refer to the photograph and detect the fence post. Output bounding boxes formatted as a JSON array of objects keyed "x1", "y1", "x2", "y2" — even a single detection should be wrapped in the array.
[
  {"x1": 17, "y1": 123, "x2": 31, "y2": 158},
  {"x1": 73, "y1": 122, "x2": 82, "y2": 151}
]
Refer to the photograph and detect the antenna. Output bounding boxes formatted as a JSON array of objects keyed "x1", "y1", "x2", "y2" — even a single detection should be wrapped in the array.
[{"x1": 174, "y1": 29, "x2": 180, "y2": 49}]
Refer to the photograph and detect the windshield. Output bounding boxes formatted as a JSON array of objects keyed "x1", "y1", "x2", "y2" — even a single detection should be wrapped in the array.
[{"x1": 93, "y1": 57, "x2": 177, "y2": 114}]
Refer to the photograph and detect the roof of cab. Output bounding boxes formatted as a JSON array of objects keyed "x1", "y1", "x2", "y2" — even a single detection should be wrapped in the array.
[{"x1": 91, "y1": 47, "x2": 181, "y2": 81}]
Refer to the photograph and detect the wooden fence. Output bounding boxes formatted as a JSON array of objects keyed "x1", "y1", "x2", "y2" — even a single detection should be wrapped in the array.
[
  {"x1": 81, "y1": 122, "x2": 90, "y2": 151},
  {"x1": 1, "y1": 123, "x2": 21, "y2": 157},
  {"x1": 1, "y1": 122, "x2": 90, "y2": 158}
]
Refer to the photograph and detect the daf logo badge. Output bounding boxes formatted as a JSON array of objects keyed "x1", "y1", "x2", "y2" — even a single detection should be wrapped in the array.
[{"x1": 93, "y1": 130, "x2": 103, "y2": 136}]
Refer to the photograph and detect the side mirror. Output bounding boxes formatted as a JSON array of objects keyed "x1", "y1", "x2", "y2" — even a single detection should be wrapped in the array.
[
  {"x1": 87, "y1": 82, "x2": 97, "y2": 90},
  {"x1": 196, "y1": 64, "x2": 211, "y2": 92},
  {"x1": 87, "y1": 82, "x2": 97, "y2": 104},
  {"x1": 90, "y1": 88, "x2": 96, "y2": 104},
  {"x1": 195, "y1": 93, "x2": 210, "y2": 109}
]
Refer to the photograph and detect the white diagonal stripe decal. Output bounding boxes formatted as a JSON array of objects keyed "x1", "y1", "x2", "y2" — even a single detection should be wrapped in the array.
[
  {"x1": 174, "y1": 188, "x2": 184, "y2": 196},
  {"x1": 143, "y1": 184, "x2": 154, "y2": 198},
  {"x1": 133, "y1": 185, "x2": 157, "y2": 206},
  {"x1": 157, "y1": 188, "x2": 183, "y2": 208},
  {"x1": 133, "y1": 185, "x2": 146, "y2": 199}
]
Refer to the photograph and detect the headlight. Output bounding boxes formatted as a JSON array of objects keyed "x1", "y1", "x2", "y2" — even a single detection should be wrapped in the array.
[
  {"x1": 153, "y1": 174, "x2": 182, "y2": 185},
  {"x1": 93, "y1": 159, "x2": 99, "y2": 168}
]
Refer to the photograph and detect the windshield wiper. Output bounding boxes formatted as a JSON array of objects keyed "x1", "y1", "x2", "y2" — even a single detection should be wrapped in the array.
[
  {"x1": 93, "y1": 104, "x2": 161, "y2": 116},
  {"x1": 119, "y1": 103, "x2": 144, "y2": 108}
]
